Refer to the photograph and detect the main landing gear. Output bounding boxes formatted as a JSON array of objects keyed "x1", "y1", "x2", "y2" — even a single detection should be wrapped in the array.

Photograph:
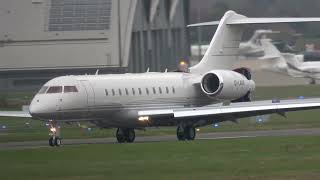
[
  {"x1": 116, "y1": 128, "x2": 135, "y2": 143},
  {"x1": 48, "y1": 121, "x2": 62, "y2": 147},
  {"x1": 309, "y1": 78, "x2": 316, "y2": 85},
  {"x1": 176, "y1": 125, "x2": 196, "y2": 141}
]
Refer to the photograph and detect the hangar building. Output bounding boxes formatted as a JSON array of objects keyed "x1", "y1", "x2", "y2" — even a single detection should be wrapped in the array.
[{"x1": 0, "y1": 0, "x2": 189, "y2": 91}]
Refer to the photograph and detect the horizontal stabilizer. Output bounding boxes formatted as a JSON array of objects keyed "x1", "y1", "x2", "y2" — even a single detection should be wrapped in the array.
[
  {"x1": 259, "y1": 55, "x2": 281, "y2": 60},
  {"x1": 187, "y1": 21, "x2": 220, "y2": 27},
  {"x1": 229, "y1": 18, "x2": 320, "y2": 25},
  {"x1": 188, "y1": 18, "x2": 320, "y2": 27}
]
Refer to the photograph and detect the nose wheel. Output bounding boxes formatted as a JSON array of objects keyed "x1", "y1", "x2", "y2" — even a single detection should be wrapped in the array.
[
  {"x1": 116, "y1": 128, "x2": 135, "y2": 143},
  {"x1": 177, "y1": 125, "x2": 196, "y2": 141},
  {"x1": 49, "y1": 136, "x2": 62, "y2": 147}
]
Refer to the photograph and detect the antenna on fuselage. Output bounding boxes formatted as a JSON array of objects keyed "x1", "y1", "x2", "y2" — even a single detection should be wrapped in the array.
[
  {"x1": 146, "y1": 68, "x2": 150, "y2": 73},
  {"x1": 95, "y1": 69, "x2": 99, "y2": 75},
  {"x1": 164, "y1": 68, "x2": 168, "y2": 73}
]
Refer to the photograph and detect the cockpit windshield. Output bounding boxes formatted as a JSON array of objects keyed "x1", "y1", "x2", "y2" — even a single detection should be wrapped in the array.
[
  {"x1": 64, "y1": 86, "x2": 78, "y2": 93},
  {"x1": 47, "y1": 86, "x2": 63, "y2": 94},
  {"x1": 38, "y1": 86, "x2": 48, "y2": 94},
  {"x1": 38, "y1": 86, "x2": 78, "y2": 94}
]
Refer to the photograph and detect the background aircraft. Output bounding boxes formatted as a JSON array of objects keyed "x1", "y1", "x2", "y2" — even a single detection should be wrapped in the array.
[
  {"x1": 191, "y1": 30, "x2": 278, "y2": 59},
  {"x1": 247, "y1": 30, "x2": 320, "y2": 84},
  {"x1": 1, "y1": 11, "x2": 320, "y2": 147}
]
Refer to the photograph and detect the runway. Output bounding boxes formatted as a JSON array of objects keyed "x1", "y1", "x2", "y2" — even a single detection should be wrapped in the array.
[{"x1": 1, "y1": 128, "x2": 320, "y2": 150}]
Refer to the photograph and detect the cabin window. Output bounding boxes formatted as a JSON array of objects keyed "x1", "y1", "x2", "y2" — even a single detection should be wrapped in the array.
[
  {"x1": 38, "y1": 86, "x2": 48, "y2": 94},
  {"x1": 166, "y1": 87, "x2": 169, "y2": 94},
  {"x1": 118, "y1": 89, "x2": 122, "y2": 96},
  {"x1": 132, "y1": 88, "x2": 135, "y2": 95},
  {"x1": 105, "y1": 89, "x2": 108, "y2": 96},
  {"x1": 152, "y1": 87, "x2": 156, "y2": 94},
  {"x1": 125, "y1": 88, "x2": 129, "y2": 95},
  {"x1": 112, "y1": 89, "x2": 115, "y2": 96},
  {"x1": 172, "y1": 87, "x2": 175, "y2": 94},
  {"x1": 47, "y1": 86, "x2": 62, "y2": 94},
  {"x1": 64, "y1": 86, "x2": 78, "y2": 93},
  {"x1": 138, "y1": 88, "x2": 142, "y2": 95},
  {"x1": 146, "y1": 88, "x2": 149, "y2": 95},
  {"x1": 159, "y1": 87, "x2": 162, "y2": 94}
]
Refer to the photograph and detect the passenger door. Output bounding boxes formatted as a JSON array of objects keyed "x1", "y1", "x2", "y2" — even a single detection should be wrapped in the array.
[{"x1": 80, "y1": 80, "x2": 95, "y2": 109}]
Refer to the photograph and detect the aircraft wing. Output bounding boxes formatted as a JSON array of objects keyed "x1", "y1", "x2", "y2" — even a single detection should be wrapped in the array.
[
  {"x1": 0, "y1": 111, "x2": 32, "y2": 118},
  {"x1": 138, "y1": 98, "x2": 320, "y2": 123}
]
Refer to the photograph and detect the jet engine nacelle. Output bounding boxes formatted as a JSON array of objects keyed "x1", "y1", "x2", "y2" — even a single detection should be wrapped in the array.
[{"x1": 201, "y1": 70, "x2": 255, "y2": 101}]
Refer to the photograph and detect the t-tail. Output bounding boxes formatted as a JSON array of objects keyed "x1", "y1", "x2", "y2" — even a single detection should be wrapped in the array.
[
  {"x1": 189, "y1": 11, "x2": 245, "y2": 74},
  {"x1": 259, "y1": 38, "x2": 282, "y2": 60},
  {"x1": 188, "y1": 10, "x2": 320, "y2": 75}
]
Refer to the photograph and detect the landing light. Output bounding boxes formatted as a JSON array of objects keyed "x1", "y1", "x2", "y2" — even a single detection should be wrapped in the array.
[
  {"x1": 196, "y1": 128, "x2": 200, "y2": 132},
  {"x1": 138, "y1": 116, "x2": 149, "y2": 121},
  {"x1": 180, "y1": 61, "x2": 186, "y2": 65},
  {"x1": 50, "y1": 127, "x2": 57, "y2": 132}
]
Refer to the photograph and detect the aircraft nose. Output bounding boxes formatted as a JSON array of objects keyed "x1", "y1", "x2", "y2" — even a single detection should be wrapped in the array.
[
  {"x1": 29, "y1": 97, "x2": 50, "y2": 118},
  {"x1": 29, "y1": 99, "x2": 41, "y2": 117}
]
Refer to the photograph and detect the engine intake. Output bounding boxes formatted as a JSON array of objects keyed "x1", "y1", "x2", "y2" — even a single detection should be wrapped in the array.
[
  {"x1": 201, "y1": 70, "x2": 255, "y2": 101},
  {"x1": 201, "y1": 73, "x2": 222, "y2": 95}
]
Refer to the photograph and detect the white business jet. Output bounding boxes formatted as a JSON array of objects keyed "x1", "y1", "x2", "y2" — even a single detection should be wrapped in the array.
[{"x1": 2, "y1": 11, "x2": 320, "y2": 146}]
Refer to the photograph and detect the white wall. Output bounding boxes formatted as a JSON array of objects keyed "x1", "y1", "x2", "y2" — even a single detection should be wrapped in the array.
[{"x1": 0, "y1": 0, "x2": 126, "y2": 70}]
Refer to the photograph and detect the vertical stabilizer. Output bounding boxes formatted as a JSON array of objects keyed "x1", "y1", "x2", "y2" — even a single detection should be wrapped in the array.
[
  {"x1": 259, "y1": 38, "x2": 289, "y2": 74},
  {"x1": 259, "y1": 39, "x2": 282, "y2": 59},
  {"x1": 190, "y1": 11, "x2": 246, "y2": 74}
]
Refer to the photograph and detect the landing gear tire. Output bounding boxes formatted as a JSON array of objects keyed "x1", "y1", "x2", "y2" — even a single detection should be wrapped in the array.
[
  {"x1": 49, "y1": 137, "x2": 54, "y2": 147},
  {"x1": 126, "y1": 129, "x2": 135, "y2": 143},
  {"x1": 49, "y1": 137, "x2": 61, "y2": 147},
  {"x1": 177, "y1": 126, "x2": 186, "y2": 141},
  {"x1": 176, "y1": 126, "x2": 196, "y2": 141},
  {"x1": 116, "y1": 128, "x2": 126, "y2": 143},
  {"x1": 185, "y1": 127, "x2": 196, "y2": 140},
  {"x1": 116, "y1": 128, "x2": 135, "y2": 143},
  {"x1": 54, "y1": 137, "x2": 62, "y2": 146}
]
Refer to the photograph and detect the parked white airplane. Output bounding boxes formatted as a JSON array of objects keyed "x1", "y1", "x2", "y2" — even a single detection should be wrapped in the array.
[
  {"x1": 256, "y1": 34, "x2": 320, "y2": 84},
  {"x1": 191, "y1": 30, "x2": 276, "y2": 57},
  {"x1": 2, "y1": 11, "x2": 320, "y2": 146}
]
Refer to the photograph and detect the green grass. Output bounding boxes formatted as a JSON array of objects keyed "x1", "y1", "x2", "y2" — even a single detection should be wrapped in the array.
[
  {"x1": 1, "y1": 85, "x2": 320, "y2": 142},
  {"x1": 0, "y1": 136, "x2": 320, "y2": 180}
]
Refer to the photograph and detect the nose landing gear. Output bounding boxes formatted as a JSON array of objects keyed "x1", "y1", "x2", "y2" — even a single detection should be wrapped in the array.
[
  {"x1": 48, "y1": 121, "x2": 62, "y2": 147},
  {"x1": 116, "y1": 128, "x2": 135, "y2": 143}
]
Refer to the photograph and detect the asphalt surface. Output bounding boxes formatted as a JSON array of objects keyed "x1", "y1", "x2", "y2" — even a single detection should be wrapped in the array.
[{"x1": 1, "y1": 128, "x2": 320, "y2": 150}]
